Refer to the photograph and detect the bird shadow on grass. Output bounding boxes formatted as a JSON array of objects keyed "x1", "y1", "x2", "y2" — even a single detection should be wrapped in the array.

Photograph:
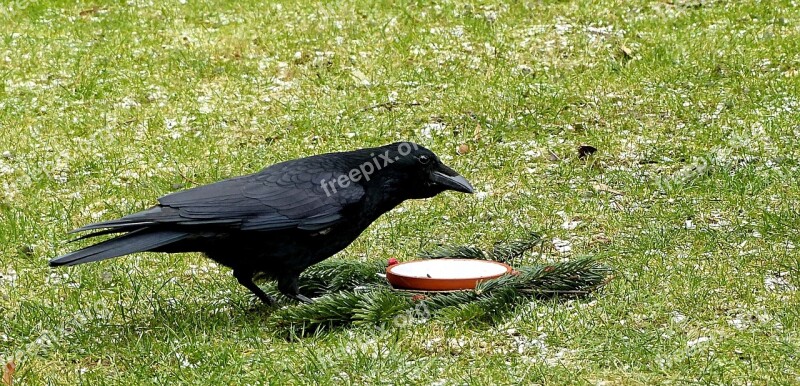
[{"x1": 52, "y1": 299, "x2": 279, "y2": 357}]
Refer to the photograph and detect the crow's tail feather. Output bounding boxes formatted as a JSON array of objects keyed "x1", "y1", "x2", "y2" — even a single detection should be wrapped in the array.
[
  {"x1": 68, "y1": 207, "x2": 164, "y2": 234},
  {"x1": 50, "y1": 229, "x2": 189, "y2": 267},
  {"x1": 68, "y1": 227, "x2": 132, "y2": 243}
]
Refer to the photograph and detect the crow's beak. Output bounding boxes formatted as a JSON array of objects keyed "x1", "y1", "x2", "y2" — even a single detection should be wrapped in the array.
[{"x1": 430, "y1": 163, "x2": 474, "y2": 194}]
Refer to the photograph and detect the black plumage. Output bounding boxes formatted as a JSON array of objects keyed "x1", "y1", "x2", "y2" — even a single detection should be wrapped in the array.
[{"x1": 50, "y1": 142, "x2": 474, "y2": 304}]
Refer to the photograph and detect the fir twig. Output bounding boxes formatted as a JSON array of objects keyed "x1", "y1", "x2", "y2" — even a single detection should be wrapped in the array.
[
  {"x1": 269, "y1": 256, "x2": 611, "y2": 336},
  {"x1": 297, "y1": 259, "x2": 388, "y2": 296},
  {"x1": 270, "y1": 286, "x2": 409, "y2": 335},
  {"x1": 418, "y1": 245, "x2": 488, "y2": 259},
  {"x1": 420, "y1": 232, "x2": 543, "y2": 263},
  {"x1": 267, "y1": 234, "x2": 612, "y2": 336},
  {"x1": 489, "y1": 232, "x2": 543, "y2": 263}
]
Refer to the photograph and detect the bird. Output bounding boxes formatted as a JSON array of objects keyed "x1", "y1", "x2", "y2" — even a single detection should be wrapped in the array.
[{"x1": 50, "y1": 142, "x2": 474, "y2": 305}]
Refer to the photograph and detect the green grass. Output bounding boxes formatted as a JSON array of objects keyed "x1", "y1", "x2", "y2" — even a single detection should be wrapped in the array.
[{"x1": 1, "y1": 0, "x2": 799, "y2": 384}]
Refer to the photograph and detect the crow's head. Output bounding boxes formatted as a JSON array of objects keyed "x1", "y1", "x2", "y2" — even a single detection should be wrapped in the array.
[{"x1": 367, "y1": 142, "x2": 474, "y2": 199}]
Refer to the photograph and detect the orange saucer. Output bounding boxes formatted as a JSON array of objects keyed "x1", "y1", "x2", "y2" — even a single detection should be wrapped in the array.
[{"x1": 386, "y1": 259, "x2": 512, "y2": 291}]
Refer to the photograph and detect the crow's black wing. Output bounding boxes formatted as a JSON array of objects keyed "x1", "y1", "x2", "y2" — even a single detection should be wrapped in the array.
[
  {"x1": 162, "y1": 167, "x2": 363, "y2": 231},
  {"x1": 72, "y1": 160, "x2": 364, "y2": 233}
]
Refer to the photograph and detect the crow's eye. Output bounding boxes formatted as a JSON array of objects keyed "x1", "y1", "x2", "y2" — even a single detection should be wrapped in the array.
[{"x1": 418, "y1": 155, "x2": 431, "y2": 164}]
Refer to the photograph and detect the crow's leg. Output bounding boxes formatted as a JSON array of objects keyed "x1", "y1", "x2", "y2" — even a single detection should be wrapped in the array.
[
  {"x1": 277, "y1": 274, "x2": 314, "y2": 304},
  {"x1": 234, "y1": 270, "x2": 275, "y2": 305}
]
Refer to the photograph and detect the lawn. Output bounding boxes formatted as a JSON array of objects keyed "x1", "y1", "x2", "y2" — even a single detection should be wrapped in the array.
[{"x1": 1, "y1": 0, "x2": 799, "y2": 384}]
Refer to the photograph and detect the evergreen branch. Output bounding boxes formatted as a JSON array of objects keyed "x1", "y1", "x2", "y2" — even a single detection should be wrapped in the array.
[
  {"x1": 418, "y1": 245, "x2": 487, "y2": 259},
  {"x1": 478, "y1": 256, "x2": 610, "y2": 295},
  {"x1": 489, "y1": 232, "x2": 543, "y2": 263},
  {"x1": 270, "y1": 289, "x2": 371, "y2": 334},
  {"x1": 419, "y1": 232, "x2": 543, "y2": 263},
  {"x1": 351, "y1": 289, "x2": 413, "y2": 327},
  {"x1": 430, "y1": 256, "x2": 609, "y2": 322},
  {"x1": 417, "y1": 289, "x2": 477, "y2": 310},
  {"x1": 296, "y1": 259, "x2": 389, "y2": 296},
  {"x1": 268, "y1": 235, "x2": 612, "y2": 336},
  {"x1": 271, "y1": 286, "x2": 412, "y2": 336}
]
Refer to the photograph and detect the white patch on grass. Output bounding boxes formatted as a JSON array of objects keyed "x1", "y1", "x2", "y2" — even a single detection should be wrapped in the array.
[
  {"x1": 420, "y1": 122, "x2": 446, "y2": 138},
  {"x1": 115, "y1": 96, "x2": 140, "y2": 109},
  {"x1": 557, "y1": 211, "x2": 581, "y2": 230},
  {"x1": 728, "y1": 317, "x2": 748, "y2": 330},
  {"x1": 175, "y1": 352, "x2": 196, "y2": 368},
  {"x1": 552, "y1": 238, "x2": 572, "y2": 254},
  {"x1": 764, "y1": 272, "x2": 795, "y2": 292},
  {"x1": 197, "y1": 95, "x2": 213, "y2": 114},
  {"x1": 0, "y1": 269, "x2": 18, "y2": 285},
  {"x1": 687, "y1": 336, "x2": 710, "y2": 347},
  {"x1": 0, "y1": 159, "x2": 13, "y2": 176}
]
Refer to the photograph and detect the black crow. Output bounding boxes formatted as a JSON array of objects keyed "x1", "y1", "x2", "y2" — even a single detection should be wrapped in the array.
[{"x1": 50, "y1": 142, "x2": 474, "y2": 304}]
